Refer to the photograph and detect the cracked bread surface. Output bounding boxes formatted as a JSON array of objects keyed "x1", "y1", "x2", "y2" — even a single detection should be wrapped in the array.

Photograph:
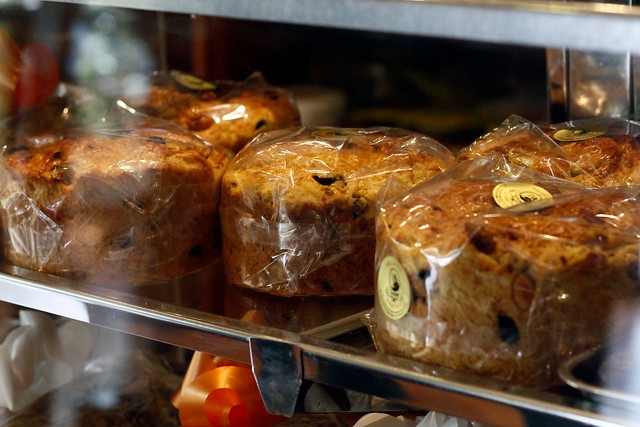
[
  {"x1": 126, "y1": 73, "x2": 301, "y2": 153},
  {"x1": 374, "y1": 159, "x2": 640, "y2": 385},
  {"x1": 220, "y1": 126, "x2": 456, "y2": 296},
  {"x1": 1, "y1": 124, "x2": 231, "y2": 285},
  {"x1": 459, "y1": 115, "x2": 640, "y2": 188}
]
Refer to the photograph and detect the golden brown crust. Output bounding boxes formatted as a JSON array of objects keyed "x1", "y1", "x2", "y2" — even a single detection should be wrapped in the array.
[
  {"x1": 375, "y1": 165, "x2": 640, "y2": 385},
  {"x1": 220, "y1": 127, "x2": 456, "y2": 296},
  {"x1": 459, "y1": 116, "x2": 640, "y2": 188},
  {"x1": 1, "y1": 127, "x2": 231, "y2": 285},
  {"x1": 131, "y1": 81, "x2": 300, "y2": 153}
]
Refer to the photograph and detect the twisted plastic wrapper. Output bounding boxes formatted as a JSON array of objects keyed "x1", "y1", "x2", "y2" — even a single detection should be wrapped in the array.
[
  {"x1": 459, "y1": 114, "x2": 640, "y2": 188},
  {"x1": 353, "y1": 412, "x2": 489, "y2": 427},
  {"x1": 0, "y1": 310, "x2": 96, "y2": 413},
  {"x1": 0, "y1": 97, "x2": 232, "y2": 285},
  {"x1": 374, "y1": 157, "x2": 640, "y2": 386},
  {"x1": 220, "y1": 126, "x2": 457, "y2": 296},
  {"x1": 1, "y1": 321, "x2": 183, "y2": 426},
  {"x1": 172, "y1": 310, "x2": 286, "y2": 427},
  {"x1": 120, "y1": 70, "x2": 301, "y2": 153}
]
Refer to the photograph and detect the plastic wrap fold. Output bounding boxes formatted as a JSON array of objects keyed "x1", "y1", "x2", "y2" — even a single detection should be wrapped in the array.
[
  {"x1": 0, "y1": 95, "x2": 232, "y2": 285},
  {"x1": 459, "y1": 114, "x2": 640, "y2": 188},
  {"x1": 220, "y1": 126, "x2": 457, "y2": 296},
  {"x1": 374, "y1": 157, "x2": 640, "y2": 386},
  {"x1": 120, "y1": 71, "x2": 301, "y2": 153}
]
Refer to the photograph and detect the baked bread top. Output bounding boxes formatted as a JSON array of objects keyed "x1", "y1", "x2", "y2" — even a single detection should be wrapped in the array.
[
  {"x1": 221, "y1": 126, "x2": 457, "y2": 223},
  {"x1": 377, "y1": 158, "x2": 618, "y2": 259},
  {"x1": 124, "y1": 72, "x2": 301, "y2": 152},
  {"x1": 1, "y1": 117, "x2": 232, "y2": 284},
  {"x1": 459, "y1": 115, "x2": 640, "y2": 187},
  {"x1": 5, "y1": 126, "x2": 229, "y2": 185},
  {"x1": 375, "y1": 158, "x2": 640, "y2": 384}
]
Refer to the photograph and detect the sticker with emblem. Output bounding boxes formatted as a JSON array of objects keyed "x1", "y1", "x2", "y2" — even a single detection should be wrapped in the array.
[
  {"x1": 553, "y1": 128, "x2": 606, "y2": 142},
  {"x1": 171, "y1": 70, "x2": 217, "y2": 91},
  {"x1": 377, "y1": 256, "x2": 411, "y2": 320},
  {"x1": 492, "y1": 182, "x2": 554, "y2": 212},
  {"x1": 311, "y1": 129, "x2": 360, "y2": 140}
]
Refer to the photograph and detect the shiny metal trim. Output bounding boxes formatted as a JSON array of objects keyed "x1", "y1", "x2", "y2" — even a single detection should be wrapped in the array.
[
  {"x1": 40, "y1": 0, "x2": 640, "y2": 54},
  {"x1": 0, "y1": 264, "x2": 637, "y2": 425},
  {"x1": 250, "y1": 337, "x2": 302, "y2": 416},
  {"x1": 0, "y1": 264, "x2": 265, "y2": 364},
  {"x1": 298, "y1": 341, "x2": 639, "y2": 427}
]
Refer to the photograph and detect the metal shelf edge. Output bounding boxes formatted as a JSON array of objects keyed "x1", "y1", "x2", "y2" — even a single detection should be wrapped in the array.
[{"x1": 37, "y1": 0, "x2": 640, "y2": 54}]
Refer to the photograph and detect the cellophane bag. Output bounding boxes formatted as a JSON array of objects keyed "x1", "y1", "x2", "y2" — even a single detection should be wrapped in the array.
[
  {"x1": 0, "y1": 92, "x2": 232, "y2": 285},
  {"x1": 373, "y1": 156, "x2": 640, "y2": 386},
  {"x1": 120, "y1": 70, "x2": 301, "y2": 153},
  {"x1": 220, "y1": 126, "x2": 457, "y2": 296},
  {"x1": 459, "y1": 114, "x2": 640, "y2": 188}
]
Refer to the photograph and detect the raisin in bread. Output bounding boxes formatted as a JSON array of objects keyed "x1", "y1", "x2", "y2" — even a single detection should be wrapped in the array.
[
  {"x1": 374, "y1": 158, "x2": 640, "y2": 385},
  {"x1": 124, "y1": 72, "x2": 300, "y2": 153},
  {"x1": 0, "y1": 120, "x2": 231, "y2": 285},
  {"x1": 220, "y1": 126, "x2": 456, "y2": 296}
]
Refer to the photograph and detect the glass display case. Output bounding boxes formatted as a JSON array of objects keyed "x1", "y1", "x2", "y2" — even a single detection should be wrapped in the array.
[{"x1": 2, "y1": 1, "x2": 640, "y2": 426}]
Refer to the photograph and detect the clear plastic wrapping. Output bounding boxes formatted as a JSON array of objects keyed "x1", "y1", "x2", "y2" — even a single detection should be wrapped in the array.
[
  {"x1": 0, "y1": 311, "x2": 182, "y2": 426},
  {"x1": 459, "y1": 114, "x2": 640, "y2": 188},
  {"x1": 120, "y1": 71, "x2": 301, "y2": 153},
  {"x1": 220, "y1": 126, "x2": 457, "y2": 296},
  {"x1": 374, "y1": 157, "x2": 640, "y2": 386},
  {"x1": 0, "y1": 98, "x2": 232, "y2": 285}
]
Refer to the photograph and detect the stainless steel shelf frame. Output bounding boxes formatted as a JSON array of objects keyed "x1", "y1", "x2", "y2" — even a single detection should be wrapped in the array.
[
  {"x1": 4, "y1": 0, "x2": 640, "y2": 425},
  {"x1": 46, "y1": 0, "x2": 640, "y2": 55},
  {"x1": 0, "y1": 264, "x2": 637, "y2": 427}
]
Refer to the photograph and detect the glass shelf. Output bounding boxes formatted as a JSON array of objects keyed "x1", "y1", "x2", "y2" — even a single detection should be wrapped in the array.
[{"x1": 0, "y1": 261, "x2": 637, "y2": 426}]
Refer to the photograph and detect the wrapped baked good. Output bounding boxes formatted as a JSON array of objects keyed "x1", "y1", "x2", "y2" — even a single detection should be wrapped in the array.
[
  {"x1": 220, "y1": 126, "x2": 457, "y2": 296},
  {"x1": 122, "y1": 71, "x2": 301, "y2": 152},
  {"x1": 459, "y1": 115, "x2": 640, "y2": 187},
  {"x1": 373, "y1": 157, "x2": 640, "y2": 386},
  {"x1": 0, "y1": 108, "x2": 232, "y2": 285},
  {"x1": 3, "y1": 83, "x2": 111, "y2": 147}
]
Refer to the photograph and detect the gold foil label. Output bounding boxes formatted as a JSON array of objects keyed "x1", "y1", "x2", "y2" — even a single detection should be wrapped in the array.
[
  {"x1": 377, "y1": 256, "x2": 411, "y2": 320},
  {"x1": 171, "y1": 71, "x2": 216, "y2": 91},
  {"x1": 553, "y1": 128, "x2": 605, "y2": 142},
  {"x1": 492, "y1": 182, "x2": 554, "y2": 211},
  {"x1": 311, "y1": 129, "x2": 360, "y2": 140}
]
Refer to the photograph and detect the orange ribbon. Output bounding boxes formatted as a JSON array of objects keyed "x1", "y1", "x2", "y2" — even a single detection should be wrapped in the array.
[{"x1": 172, "y1": 311, "x2": 287, "y2": 427}]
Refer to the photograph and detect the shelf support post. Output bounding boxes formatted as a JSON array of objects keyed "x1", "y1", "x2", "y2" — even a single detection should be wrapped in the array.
[{"x1": 249, "y1": 337, "x2": 302, "y2": 417}]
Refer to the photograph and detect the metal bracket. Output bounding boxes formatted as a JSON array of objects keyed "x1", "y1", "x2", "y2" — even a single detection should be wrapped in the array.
[
  {"x1": 547, "y1": 47, "x2": 633, "y2": 122},
  {"x1": 249, "y1": 337, "x2": 302, "y2": 417},
  {"x1": 546, "y1": 0, "x2": 637, "y2": 121}
]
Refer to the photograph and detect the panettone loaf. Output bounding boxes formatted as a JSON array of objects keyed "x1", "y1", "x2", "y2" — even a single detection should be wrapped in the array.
[
  {"x1": 459, "y1": 115, "x2": 640, "y2": 187},
  {"x1": 220, "y1": 126, "x2": 457, "y2": 296},
  {"x1": 374, "y1": 158, "x2": 640, "y2": 385},
  {"x1": 0, "y1": 118, "x2": 231, "y2": 285},
  {"x1": 124, "y1": 72, "x2": 301, "y2": 152}
]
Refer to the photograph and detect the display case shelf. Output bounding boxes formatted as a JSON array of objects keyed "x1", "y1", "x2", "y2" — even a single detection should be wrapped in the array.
[
  {"x1": 0, "y1": 262, "x2": 636, "y2": 427},
  {"x1": 2, "y1": 0, "x2": 640, "y2": 425}
]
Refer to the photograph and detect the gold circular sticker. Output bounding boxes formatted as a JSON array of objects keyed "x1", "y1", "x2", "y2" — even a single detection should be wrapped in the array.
[
  {"x1": 171, "y1": 71, "x2": 217, "y2": 91},
  {"x1": 377, "y1": 256, "x2": 411, "y2": 320},
  {"x1": 311, "y1": 129, "x2": 360, "y2": 140},
  {"x1": 492, "y1": 182, "x2": 554, "y2": 211},
  {"x1": 553, "y1": 128, "x2": 606, "y2": 142}
]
